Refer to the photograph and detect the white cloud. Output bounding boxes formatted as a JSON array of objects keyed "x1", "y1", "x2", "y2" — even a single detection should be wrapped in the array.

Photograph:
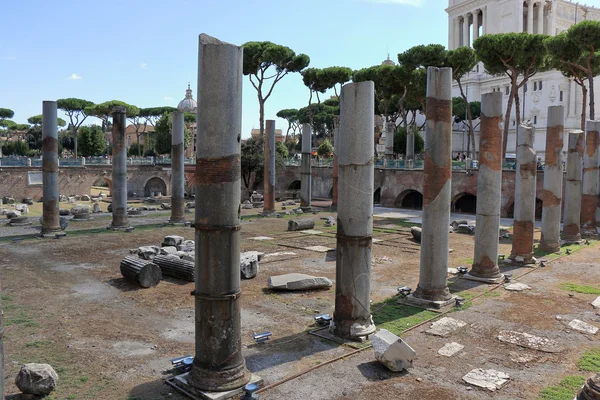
[
  {"x1": 364, "y1": 0, "x2": 424, "y2": 5},
  {"x1": 164, "y1": 96, "x2": 174, "y2": 101},
  {"x1": 68, "y1": 73, "x2": 82, "y2": 80},
  {"x1": 140, "y1": 62, "x2": 147, "y2": 69},
  {"x1": 3, "y1": 56, "x2": 16, "y2": 61}
]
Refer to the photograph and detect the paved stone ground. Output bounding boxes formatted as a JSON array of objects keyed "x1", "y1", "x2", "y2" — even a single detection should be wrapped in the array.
[{"x1": 1, "y1": 203, "x2": 598, "y2": 400}]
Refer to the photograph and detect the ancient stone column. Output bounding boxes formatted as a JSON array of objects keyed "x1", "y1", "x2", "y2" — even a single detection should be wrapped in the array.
[
  {"x1": 300, "y1": 123, "x2": 312, "y2": 210},
  {"x1": 331, "y1": 81, "x2": 376, "y2": 340},
  {"x1": 263, "y1": 120, "x2": 276, "y2": 214},
  {"x1": 465, "y1": 92, "x2": 503, "y2": 283},
  {"x1": 384, "y1": 121, "x2": 394, "y2": 160},
  {"x1": 170, "y1": 111, "x2": 186, "y2": 223},
  {"x1": 473, "y1": 9, "x2": 480, "y2": 41},
  {"x1": 407, "y1": 67, "x2": 454, "y2": 308},
  {"x1": 462, "y1": 14, "x2": 470, "y2": 47},
  {"x1": 539, "y1": 106, "x2": 564, "y2": 252},
  {"x1": 110, "y1": 106, "x2": 129, "y2": 229},
  {"x1": 331, "y1": 116, "x2": 340, "y2": 209},
  {"x1": 577, "y1": 373, "x2": 600, "y2": 399},
  {"x1": 41, "y1": 101, "x2": 61, "y2": 235},
  {"x1": 510, "y1": 123, "x2": 537, "y2": 264},
  {"x1": 581, "y1": 121, "x2": 600, "y2": 235},
  {"x1": 537, "y1": 0, "x2": 545, "y2": 34},
  {"x1": 188, "y1": 33, "x2": 250, "y2": 392},
  {"x1": 406, "y1": 130, "x2": 415, "y2": 163},
  {"x1": 527, "y1": 0, "x2": 534, "y2": 34},
  {"x1": 562, "y1": 130, "x2": 584, "y2": 243}
]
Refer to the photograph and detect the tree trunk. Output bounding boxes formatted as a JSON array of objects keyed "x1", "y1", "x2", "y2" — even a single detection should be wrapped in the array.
[
  {"x1": 137, "y1": 134, "x2": 141, "y2": 156},
  {"x1": 120, "y1": 256, "x2": 162, "y2": 288},
  {"x1": 259, "y1": 98, "x2": 265, "y2": 139},
  {"x1": 503, "y1": 78, "x2": 517, "y2": 158},
  {"x1": 588, "y1": 72, "x2": 595, "y2": 121},
  {"x1": 581, "y1": 83, "x2": 588, "y2": 131}
]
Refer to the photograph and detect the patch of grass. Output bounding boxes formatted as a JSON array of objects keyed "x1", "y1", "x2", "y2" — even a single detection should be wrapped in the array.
[
  {"x1": 1, "y1": 295, "x2": 13, "y2": 302},
  {"x1": 5, "y1": 311, "x2": 39, "y2": 327},
  {"x1": 578, "y1": 348, "x2": 600, "y2": 372},
  {"x1": 452, "y1": 291, "x2": 475, "y2": 310},
  {"x1": 559, "y1": 283, "x2": 600, "y2": 295},
  {"x1": 457, "y1": 258, "x2": 474, "y2": 266},
  {"x1": 539, "y1": 375, "x2": 585, "y2": 400},
  {"x1": 483, "y1": 291, "x2": 501, "y2": 297},
  {"x1": 25, "y1": 340, "x2": 53, "y2": 348},
  {"x1": 371, "y1": 298, "x2": 437, "y2": 336}
]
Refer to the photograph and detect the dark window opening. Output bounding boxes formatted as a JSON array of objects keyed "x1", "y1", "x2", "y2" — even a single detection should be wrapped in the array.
[
  {"x1": 453, "y1": 194, "x2": 477, "y2": 214},
  {"x1": 397, "y1": 190, "x2": 423, "y2": 210}
]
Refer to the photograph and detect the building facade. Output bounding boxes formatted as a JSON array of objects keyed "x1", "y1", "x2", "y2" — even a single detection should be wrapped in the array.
[{"x1": 446, "y1": 0, "x2": 600, "y2": 156}]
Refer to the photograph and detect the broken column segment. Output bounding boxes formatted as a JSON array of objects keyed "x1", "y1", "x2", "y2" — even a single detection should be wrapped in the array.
[
  {"x1": 581, "y1": 121, "x2": 600, "y2": 235},
  {"x1": 539, "y1": 106, "x2": 564, "y2": 252},
  {"x1": 110, "y1": 106, "x2": 129, "y2": 229},
  {"x1": 263, "y1": 119, "x2": 276, "y2": 214},
  {"x1": 41, "y1": 101, "x2": 61, "y2": 235},
  {"x1": 188, "y1": 33, "x2": 251, "y2": 392},
  {"x1": 509, "y1": 123, "x2": 537, "y2": 264},
  {"x1": 465, "y1": 92, "x2": 504, "y2": 283},
  {"x1": 300, "y1": 123, "x2": 312, "y2": 211},
  {"x1": 384, "y1": 121, "x2": 394, "y2": 160},
  {"x1": 331, "y1": 80, "x2": 376, "y2": 340},
  {"x1": 562, "y1": 130, "x2": 584, "y2": 244},
  {"x1": 170, "y1": 111, "x2": 186, "y2": 223},
  {"x1": 405, "y1": 67, "x2": 454, "y2": 308}
]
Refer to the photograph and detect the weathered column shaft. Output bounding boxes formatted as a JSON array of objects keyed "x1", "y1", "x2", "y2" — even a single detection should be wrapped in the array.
[
  {"x1": 189, "y1": 33, "x2": 250, "y2": 392},
  {"x1": 537, "y1": 0, "x2": 545, "y2": 33},
  {"x1": 581, "y1": 121, "x2": 600, "y2": 234},
  {"x1": 111, "y1": 107, "x2": 129, "y2": 228},
  {"x1": 473, "y1": 10, "x2": 480, "y2": 40},
  {"x1": 469, "y1": 92, "x2": 503, "y2": 280},
  {"x1": 384, "y1": 121, "x2": 394, "y2": 159},
  {"x1": 41, "y1": 101, "x2": 61, "y2": 233},
  {"x1": 263, "y1": 120, "x2": 276, "y2": 212},
  {"x1": 510, "y1": 124, "x2": 537, "y2": 262},
  {"x1": 300, "y1": 123, "x2": 312, "y2": 209},
  {"x1": 332, "y1": 81, "x2": 376, "y2": 340},
  {"x1": 540, "y1": 106, "x2": 564, "y2": 252},
  {"x1": 413, "y1": 67, "x2": 453, "y2": 302},
  {"x1": 332, "y1": 118, "x2": 339, "y2": 209},
  {"x1": 527, "y1": 0, "x2": 534, "y2": 34},
  {"x1": 406, "y1": 131, "x2": 415, "y2": 161},
  {"x1": 562, "y1": 130, "x2": 584, "y2": 242},
  {"x1": 170, "y1": 111, "x2": 186, "y2": 223},
  {"x1": 462, "y1": 15, "x2": 469, "y2": 47}
]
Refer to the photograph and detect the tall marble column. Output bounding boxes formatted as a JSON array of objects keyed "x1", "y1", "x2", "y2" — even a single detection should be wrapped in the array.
[
  {"x1": 462, "y1": 14, "x2": 470, "y2": 47},
  {"x1": 41, "y1": 101, "x2": 61, "y2": 235},
  {"x1": 169, "y1": 111, "x2": 186, "y2": 223},
  {"x1": 405, "y1": 67, "x2": 455, "y2": 309},
  {"x1": 300, "y1": 123, "x2": 312, "y2": 210},
  {"x1": 518, "y1": 1, "x2": 525, "y2": 32},
  {"x1": 581, "y1": 121, "x2": 600, "y2": 235},
  {"x1": 189, "y1": 33, "x2": 251, "y2": 392},
  {"x1": 528, "y1": 0, "x2": 534, "y2": 34},
  {"x1": 537, "y1": 1, "x2": 545, "y2": 34},
  {"x1": 331, "y1": 81, "x2": 376, "y2": 341},
  {"x1": 263, "y1": 119, "x2": 276, "y2": 214},
  {"x1": 332, "y1": 116, "x2": 340, "y2": 209},
  {"x1": 454, "y1": 17, "x2": 461, "y2": 49},
  {"x1": 473, "y1": 10, "x2": 480, "y2": 41},
  {"x1": 510, "y1": 123, "x2": 537, "y2": 264},
  {"x1": 465, "y1": 92, "x2": 504, "y2": 283},
  {"x1": 562, "y1": 130, "x2": 584, "y2": 243},
  {"x1": 539, "y1": 106, "x2": 564, "y2": 252},
  {"x1": 110, "y1": 106, "x2": 129, "y2": 229},
  {"x1": 384, "y1": 121, "x2": 394, "y2": 159},
  {"x1": 482, "y1": 6, "x2": 487, "y2": 35}
]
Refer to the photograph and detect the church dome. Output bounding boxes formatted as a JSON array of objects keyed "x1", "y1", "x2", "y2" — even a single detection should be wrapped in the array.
[
  {"x1": 381, "y1": 55, "x2": 395, "y2": 66},
  {"x1": 177, "y1": 84, "x2": 197, "y2": 112}
]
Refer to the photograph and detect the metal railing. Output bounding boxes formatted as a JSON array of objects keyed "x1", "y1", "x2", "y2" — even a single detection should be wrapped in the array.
[{"x1": 0, "y1": 156, "x2": 197, "y2": 167}]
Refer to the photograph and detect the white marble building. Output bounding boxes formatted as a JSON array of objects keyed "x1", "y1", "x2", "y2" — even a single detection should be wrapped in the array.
[{"x1": 446, "y1": 0, "x2": 600, "y2": 157}]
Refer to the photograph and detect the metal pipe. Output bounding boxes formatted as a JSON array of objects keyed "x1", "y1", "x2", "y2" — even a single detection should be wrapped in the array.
[
  {"x1": 188, "y1": 33, "x2": 250, "y2": 392},
  {"x1": 331, "y1": 81, "x2": 376, "y2": 340},
  {"x1": 539, "y1": 106, "x2": 564, "y2": 252},
  {"x1": 170, "y1": 111, "x2": 186, "y2": 223},
  {"x1": 110, "y1": 106, "x2": 129, "y2": 228},
  {"x1": 41, "y1": 101, "x2": 61, "y2": 234}
]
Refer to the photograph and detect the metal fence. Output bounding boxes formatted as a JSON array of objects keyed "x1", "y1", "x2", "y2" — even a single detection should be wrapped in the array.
[{"x1": 0, "y1": 156, "x2": 197, "y2": 167}]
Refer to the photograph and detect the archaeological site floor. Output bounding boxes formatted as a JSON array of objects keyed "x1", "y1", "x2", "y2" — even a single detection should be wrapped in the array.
[{"x1": 1, "y1": 202, "x2": 599, "y2": 400}]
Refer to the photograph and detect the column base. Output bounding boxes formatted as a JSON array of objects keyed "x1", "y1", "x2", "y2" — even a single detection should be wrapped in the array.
[
  {"x1": 538, "y1": 241, "x2": 561, "y2": 254},
  {"x1": 329, "y1": 316, "x2": 376, "y2": 342},
  {"x1": 300, "y1": 206, "x2": 314, "y2": 212},
  {"x1": 39, "y1": 231, "x2": 66, "y2": 239},
  {"x1": 462, "y1": 273, "x2": 505, "y2": 284},
  {"x1": 561, "y1": 234, "x2": 583, "y2": 245},
  {"x1": 166, "y1": 372, "x2": 262, "y2": 400},
  {"x1": 398, "y1": 294, "x2": 458, "y2": 311},
  {"x1": 580, "y1": 229, "x2": 600, "y2": 238},
  {"x1": 106, "y1": 226, "x2": 134, "y2": 232},
  {"x1": 187, "y1": 362, "x2": 251, "y2": 393},
  {"x1": 167, "y1": 220, "x2": 191, "y2": 226},
  {"x1": 259, "y1": 210, "x2": 278, "y2": 217},
  {"x1": 503, "y1": 256, "x2": 537, "y2": 267}
]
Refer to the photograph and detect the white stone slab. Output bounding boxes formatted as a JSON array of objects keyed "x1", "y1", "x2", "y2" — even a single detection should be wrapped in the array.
[
  {"x1": 264, "y1": 251, "x2": 296, "y2": 259},
  {"x1": 250, "y1": 236, "x2": 274, "y2": 241},
  {"x1": 372, "y1": 238, "x2": 384, "y2": 243},
  {"x1": 504, "y1": 283, "x2": 532, "y2": 292},
  {"x1": 568, "y1": 319, "x2": 598, "y2": 335},
  {"x1": 438, "y1": 342, "x2": 464, "y2": 357},
  {"x1": 304, "y1": 246, "x2": 334, "y2": 253},
  {"x1": 299, "y1": 230, "x2": 323, "y2": 235},
  {"x1": 372, "y1": 329, "x2": 416, "y2": 372},
  {"x1": 497, "y1": 330, "x2": 564, "y2": 353},
  {"x1": 462, "y1": 369, "x2": 509, "y2": 391},
  {"x1": 592, "y1": 296, "x2": 600, "y2": 309},
  {"x1": 268, "y1": 273, "x2": 332, "y2": 291},
  {"x1": 425, "y1": 317, "x2": 467, "y2": 337}
]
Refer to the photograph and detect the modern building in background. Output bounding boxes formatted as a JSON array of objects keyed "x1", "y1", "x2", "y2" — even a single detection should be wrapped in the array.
[{"x1": 446, "y1": 0, "x2": 600, "y2": 157}]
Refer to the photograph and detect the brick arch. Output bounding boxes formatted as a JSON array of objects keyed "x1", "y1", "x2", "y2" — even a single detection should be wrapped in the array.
[
  {"x1": 452, "y1": 192, "x2": 477, "y2": 214},
  {"x1": 395, "y1": 189, "x2": 423, "y2": 210}
]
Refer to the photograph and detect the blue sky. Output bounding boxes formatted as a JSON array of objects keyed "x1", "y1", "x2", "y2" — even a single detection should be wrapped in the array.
[{"x1": 3, "y1": 0, "x2": 597, "y2": 139}]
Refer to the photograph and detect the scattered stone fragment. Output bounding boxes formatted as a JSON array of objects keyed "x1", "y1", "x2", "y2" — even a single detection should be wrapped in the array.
[
  {"x1": 438, "y1": 342, "x2": 464, "y2": 357},
  {"x1": 15, "y1": 363, "x2": 58, "y2": 396},
  {"x1": 9, "y1": 216, "x2": 31, "y2": 226},
  {"x1": 451, "y1": 220, "x2": 468, "y2": 230},
  {"x1": 3, "y1": 196, "x2": 15, "y2": 204},
  {"x1": 160, "y1": 203, "x2": 171, "y2": 210},
  {"x1": 67, "y1": 196, "x2": 75, "y2": 203},
  {"x1": 410, "y1": 226, "x2": 422, "y2": 242},
  {"x1": 264, "y1": 251, "x2": 296, "y2": 259},
  {"x1": 59, "y1": 217, "x2": 68, "y2": 230},
  {"x1": 509, "y1": 352, "x2": 537, "y2": 364},
  {"x1": 138, "y1": 246, "x2": 160, "y2": 260},
  {"x1": 251, "y1": 236, "x2": 274, "y2": 241},
  {"x1": 160, "y1": 246, "x2": 178, "y2": 255},
  {"x1": 456, "y1": 224, "x2": 475, "y2": 234},
  {"x1": 241, "y1": 203, "x2": 254, "y2": 209},
  {"x1": 425, "y1": 317, "x2": 467, "y2": 337},
  {"x1": 22, "y1": 198, "x2": 34, "y2": 205},
  {"x1": 15, "y1": 204, "x2": 29, "y2": 213},
  {"x1": 92, "y1": 202, "x2": 102, "y2": 213},
  {"x1": 268, "y1": 273, "x2": 332, "y2": 291},
  {"x1": 294, "y1": 208, "x2": 304, "y2": 214},
  {"x1": 288, "y1": 218, "x2": 315, "y2": 231},
  {"x1": 568, "y1": 319, "x2": 598, "y2": 335},
  {"x1": 162, "y1": 235, "x2": 184, "y2": 247},
  {"x1": 372, "y1": 329, "x2": 416, "y2": 372},
  {"x1": 81, "y1": 194, "x2": 91, "y2": 201},
  {"x1": 240, "y1": 251, "x2": 264, "y2": 279},
  {"x1": 181, "y1": 253, "x2": 195, "y2": 262},
  {"x1": 497, "y1": 330, "x2": 564, "y2": 353},
  {"x1": 504, "y1": 283, "x2": 532, "y2": 292},
  {"x1": 592, "y1": 296, "x2": 600, "y2": 309},
  {"x1": 448, "y1": 268, "x2": 459, "y2": 274},
  {"x1": 6, "y1": 210, "x2": 21, "y2": 219},
  {"x1": 462, "y1": 369, "x2": 509, "y2": 391}
]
